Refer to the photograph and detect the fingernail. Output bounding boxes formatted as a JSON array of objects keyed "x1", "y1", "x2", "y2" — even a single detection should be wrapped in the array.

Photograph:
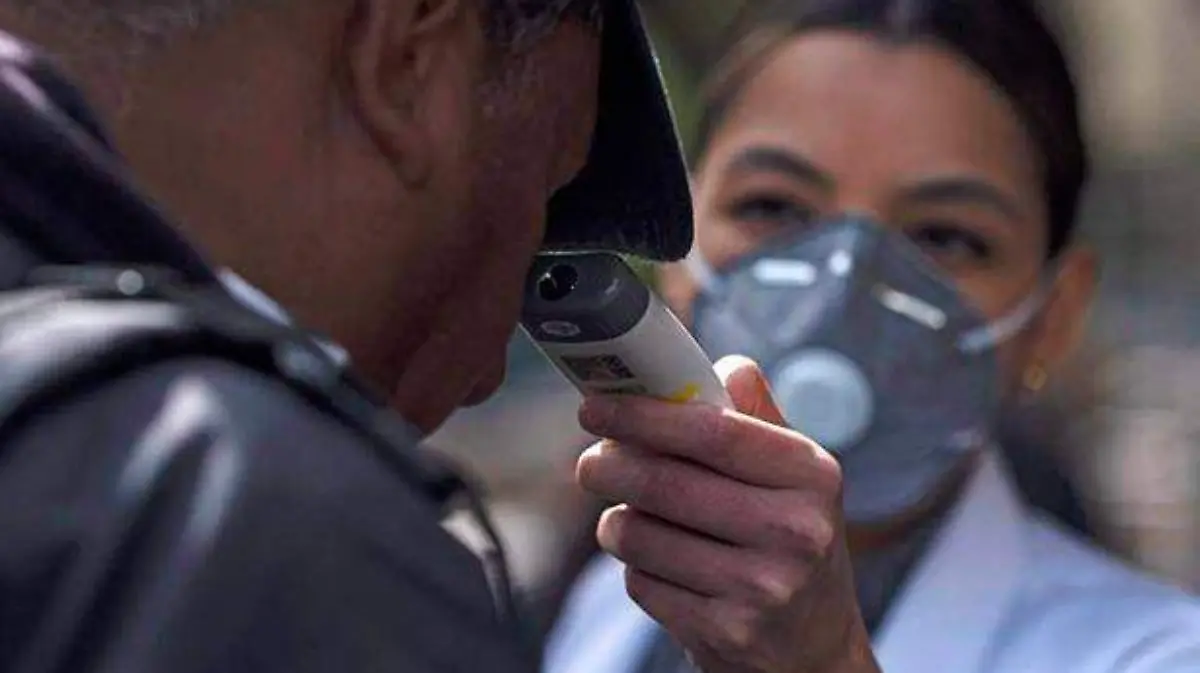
[{"x1": 713, "y1": 354, "x2": 758, "y2": 385}]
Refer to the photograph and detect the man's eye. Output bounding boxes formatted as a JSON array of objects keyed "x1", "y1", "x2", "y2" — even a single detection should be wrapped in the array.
[
  {"x1": 728, "y1": 195, "x2": 816, "y2": 226},
  {"x1": 909, "y1": 222, "x2": 994, "y2": 264}
]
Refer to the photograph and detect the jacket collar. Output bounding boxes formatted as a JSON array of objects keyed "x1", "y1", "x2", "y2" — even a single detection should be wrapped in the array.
[{"x1": 873, "y1": 450, "x2": 1028, "y2": 673}]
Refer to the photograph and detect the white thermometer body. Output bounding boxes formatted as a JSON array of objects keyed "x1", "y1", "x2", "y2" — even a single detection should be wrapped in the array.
[{"x1": 519, "y1": 252, "x2": 732, "y2": 409}]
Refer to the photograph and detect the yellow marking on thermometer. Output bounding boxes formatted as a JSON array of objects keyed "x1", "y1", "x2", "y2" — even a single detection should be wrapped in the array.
[{"x1": 664, "y1": 382, "x2": 702, "y2": 404}]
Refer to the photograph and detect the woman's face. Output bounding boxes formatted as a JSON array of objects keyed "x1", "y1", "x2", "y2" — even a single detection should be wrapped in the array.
[{"x1": 675, "y1": 31, "x2": 1095, "y2": 397}]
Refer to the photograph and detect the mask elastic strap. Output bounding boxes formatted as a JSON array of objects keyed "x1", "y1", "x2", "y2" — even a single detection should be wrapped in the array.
[
  {"x1": 957, "y1": 274, "x2": 1056, "y2": 354},
  {"x1": 684, "y1": 244, "x2": 725, "y2": 295}
]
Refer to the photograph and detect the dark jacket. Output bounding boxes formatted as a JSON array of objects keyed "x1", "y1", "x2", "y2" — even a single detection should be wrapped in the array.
[{"x1": 0, "y1": 32, "x2": 532, "y2": 673}]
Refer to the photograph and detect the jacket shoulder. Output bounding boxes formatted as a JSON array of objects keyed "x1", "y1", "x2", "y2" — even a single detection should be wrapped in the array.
[{"x1": 0, "y1": 357, "x2": 532, "y2": 673}]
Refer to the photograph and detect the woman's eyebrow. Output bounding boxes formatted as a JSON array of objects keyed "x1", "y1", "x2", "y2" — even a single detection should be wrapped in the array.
[
  {"x1": 726, "y1": 146, "x2": 835, "y2": 191},
  {"x1": 899, "y1": 176, "x2": 1025, "y2": 221}
]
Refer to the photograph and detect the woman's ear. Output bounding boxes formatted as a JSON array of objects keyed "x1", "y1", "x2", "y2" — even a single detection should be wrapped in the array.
[
  {"x1": 1030, "y1": 245, "x2": 1098, "y2": 372},
  {"x1": 342, "y1": 0, "x2": 474, "y2": 186}
]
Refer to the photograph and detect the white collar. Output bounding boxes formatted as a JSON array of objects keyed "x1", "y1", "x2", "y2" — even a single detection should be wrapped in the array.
[{"x1": 873, "y1": 450, "x2": 1027, "y2": 672}]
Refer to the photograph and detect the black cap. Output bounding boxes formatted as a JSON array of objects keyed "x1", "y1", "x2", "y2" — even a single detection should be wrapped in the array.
[{"x1": 542, "y1": 0, "x2": 694, "y2": 262}]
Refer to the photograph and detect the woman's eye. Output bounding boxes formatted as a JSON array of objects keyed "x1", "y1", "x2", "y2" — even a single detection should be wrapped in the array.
[
  {"x1": 909, "y1": 222, "x2": 994, "y2": 264},
  {"x1": 728, "y1": 195, "x2": 816, "y2": 226}
]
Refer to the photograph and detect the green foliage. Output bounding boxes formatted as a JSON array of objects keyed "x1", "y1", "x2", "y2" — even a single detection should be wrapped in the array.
[
  {"x1": 647, "y1": 32, "x2": 702, "y2": 163},
  {"x1": 622, "y1": 254, "x2": 660, "y2": 290},
  {"x1": 642, "y1": 15, "x2": 703, "y2": 166}
]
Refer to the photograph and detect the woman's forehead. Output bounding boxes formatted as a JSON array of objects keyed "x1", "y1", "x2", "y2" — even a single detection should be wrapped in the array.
[{"x1": 705, "y1": 31, "x2": 1043, "y2": 200}]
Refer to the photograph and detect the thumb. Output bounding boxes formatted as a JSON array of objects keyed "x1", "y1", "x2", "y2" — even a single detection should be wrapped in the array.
[{"x1": 714, "y1": 355, "x2": 788, "y2": 427}]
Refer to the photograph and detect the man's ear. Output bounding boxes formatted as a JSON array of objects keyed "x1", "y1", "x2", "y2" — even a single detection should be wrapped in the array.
[
  {"x1": 1030, "y1": 245, "x2": 1098, "y2": 371},
  {"x1": 343, "y1": 0, "x2": 473, "y2": 186}
]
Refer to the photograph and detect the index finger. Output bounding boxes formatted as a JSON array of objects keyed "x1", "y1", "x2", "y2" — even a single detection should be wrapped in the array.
[{"x1": 578, "y1": 395, "x2": 838, "y2": 490}]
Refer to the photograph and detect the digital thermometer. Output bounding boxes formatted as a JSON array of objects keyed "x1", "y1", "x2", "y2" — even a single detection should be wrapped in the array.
[{"x1": 519, "y1": 251, "x2": 732, "y2": 409}]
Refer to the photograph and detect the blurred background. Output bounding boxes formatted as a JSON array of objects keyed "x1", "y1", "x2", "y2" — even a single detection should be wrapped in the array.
[{"x1": 433, "y1": 0, "x2": 1200, "y2": 604}]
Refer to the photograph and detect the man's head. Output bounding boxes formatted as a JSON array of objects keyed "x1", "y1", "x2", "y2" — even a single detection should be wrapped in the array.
[{"x1": 0, "y1": 0, "x2": 604, "y2": 432}]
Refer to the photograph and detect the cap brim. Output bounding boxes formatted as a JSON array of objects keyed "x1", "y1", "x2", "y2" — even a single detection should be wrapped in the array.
[{"x1": 542, "y1": 0, "x2": 694, "y2": 262}]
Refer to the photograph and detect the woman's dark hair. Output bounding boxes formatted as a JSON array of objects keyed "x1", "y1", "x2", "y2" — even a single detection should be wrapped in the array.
[{"x1": 696, "y1": 0, "x2": 1089, "y2": 258}]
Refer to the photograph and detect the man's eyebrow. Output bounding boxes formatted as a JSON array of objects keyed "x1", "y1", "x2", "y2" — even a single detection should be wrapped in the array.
[
  {"x1": 727, "y1": 146, "x2": 835, "y2": 191},
  {"x1": 899, "y1": 176, "x2": 1025, "y2": 221}
]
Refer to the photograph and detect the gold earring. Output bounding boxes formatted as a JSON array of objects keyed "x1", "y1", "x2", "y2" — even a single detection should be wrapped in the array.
[{"x1": 1023, "y1": 363, "x2": 1048, "y2": 394}]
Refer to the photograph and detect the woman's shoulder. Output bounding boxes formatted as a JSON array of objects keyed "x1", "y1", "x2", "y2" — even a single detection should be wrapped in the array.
[
  {"x1": 997, "y1": 514, "x2": 1200, "y2": 671},
  {"x1": 1020, "y1": 513, "x2": 1193, "y2": 601}
]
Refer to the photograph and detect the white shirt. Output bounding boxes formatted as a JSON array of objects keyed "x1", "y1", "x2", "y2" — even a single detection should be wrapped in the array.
[{"x1": 544, "y1": 451, "x2": 1200, "y2": 673}]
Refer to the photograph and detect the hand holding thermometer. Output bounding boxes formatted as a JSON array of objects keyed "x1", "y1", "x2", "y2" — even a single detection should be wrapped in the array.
[{"x1": 519, "y1": 251, "x2": 732, "y2": 409}]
